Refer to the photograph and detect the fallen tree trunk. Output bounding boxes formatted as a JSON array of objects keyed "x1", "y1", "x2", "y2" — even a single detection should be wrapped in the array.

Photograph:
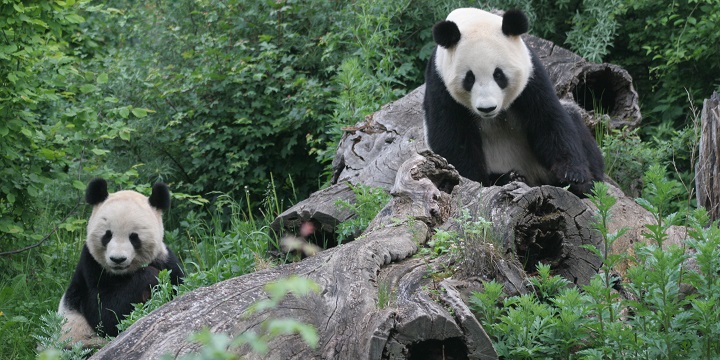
[
  {"x1": 92, "y1": 152, "x2": 602, "y2": 359},
  {"x1": 93, "y1": 36, "x2": 644, "y2": 359}
]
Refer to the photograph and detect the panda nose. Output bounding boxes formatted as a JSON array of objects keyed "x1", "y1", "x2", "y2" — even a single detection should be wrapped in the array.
[
  {"x1": 477, "y1": 106, "x2": 497, "y2": 113},
  {"x1": 110, "y1": 256, "x2": 127, "y2": 264}
]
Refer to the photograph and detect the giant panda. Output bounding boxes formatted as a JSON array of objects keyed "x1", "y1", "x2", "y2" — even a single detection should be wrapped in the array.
[
  {"x1": 423, "y1": 8, "x2": 604, "y2": 196},
  {"x1": 58, "y1": 178, "x2": 184, "y2": 347}
]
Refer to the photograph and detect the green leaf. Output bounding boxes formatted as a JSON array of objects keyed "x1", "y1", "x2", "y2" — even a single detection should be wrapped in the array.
[
  {"x1": 91, "y1": 148, "x2": 110, "y2": 156},
  {"x1": 64, "y1": 14, "x2": 85, "y2": 24},
  {"x1": 79, "y1": 84, "x2": 98, "y2": 94},
  {"x1": 72, "y1": 180, "x2": 85, "y2": 190},
  {"x1": 131, "y1": 108, "x2": 148, "y2": 118},
  {"x1": 119, "y1": 129, "x2": 131, "y2": 141},
  {"x1": 7, "y1": 72, "x2": 18, "y2": 84},
  {"x1": 118, "y1": 107, "x2": 130, "y2": 119},
  {"x1": 97, "y1": 73, "x2": 109, "y2": 84}
]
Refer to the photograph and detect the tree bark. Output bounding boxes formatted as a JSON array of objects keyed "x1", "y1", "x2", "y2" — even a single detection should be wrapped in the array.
[{"x1": 696, "y1": 91, "x2": 720, "y2": 221}]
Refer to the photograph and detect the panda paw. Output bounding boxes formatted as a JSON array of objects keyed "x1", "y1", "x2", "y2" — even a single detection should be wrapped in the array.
[
  {"x1": 508, "y1": 171, "x2": 527, "y2": 184},
  {"x1": 568, "y1": 181, "x2": 594, "y2": 197},
  {"x1": 553, "y1": 162, "x2": 590, "y2": 185},
  {"x1": 564, "y1": 169, "x2": 587, "y2": 184}
]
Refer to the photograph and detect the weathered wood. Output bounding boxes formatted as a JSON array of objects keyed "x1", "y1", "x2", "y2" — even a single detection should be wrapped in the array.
[
  {"x1": 92, "y1": 150, "x2": 606, "y2": 359},
  {"x1": 696, "y1": 91, "x2": 720, "y2": 221},
  {"x1": 92, "y1": 153, "x2": 490, "y2": 359},
  {"x1": 449, "y1": 181, "x2": 603, "y2": 288},
  {"x1": 330, "y1": 87, "x2": 427, "y2": 188}
]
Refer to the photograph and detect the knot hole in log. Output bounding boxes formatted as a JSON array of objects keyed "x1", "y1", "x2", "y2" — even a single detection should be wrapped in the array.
[
  {"x1": 515, "y1": 197, "x2": 566, "y2": 273},
  {"x1": 508, "y1": 186, "x2": 603, "y2": 285},
  {"x1": 572, "y1": 67, "x2": 620, "y2": 117},
  {"x1": 407, "y1": 338, "x2": 469, "y2": 360}
]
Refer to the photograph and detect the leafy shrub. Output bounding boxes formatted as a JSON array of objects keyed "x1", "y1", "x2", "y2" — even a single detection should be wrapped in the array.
[
  {"x1": 0, "y1": 1, "x2": 138, "y2": 246},
  {"x1": 610, "y1": 0, "x2": 720, "y2": 127},
  {"x1": 81, "y1": 0, "x2": 453, "y2": 206},
  {"x1": 601, "y1": 128, "x2": 660, "y2": 197},
  {"x1": 470, "y1": 177, "x2": 720, "y2": 358}
]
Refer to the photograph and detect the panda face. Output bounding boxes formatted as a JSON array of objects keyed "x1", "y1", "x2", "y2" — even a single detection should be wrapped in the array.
[
  {"x1": 86, "y1": 189, "x2": 168, "y2": 275},
  {"x1": 433, "y1": 8, "x2": 533, "y2": 119}
]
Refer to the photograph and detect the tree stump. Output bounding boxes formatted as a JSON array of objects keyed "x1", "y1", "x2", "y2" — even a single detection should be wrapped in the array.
[{"x1": 696, "y1": 91, "x2": 720, "y2": 221}]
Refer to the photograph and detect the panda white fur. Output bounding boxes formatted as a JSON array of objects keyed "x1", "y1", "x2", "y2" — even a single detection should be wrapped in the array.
[
  {"x1": 423, "y1": 8, "x2": 604, "y2": 196},
  {"x1": 58, "y1": 178, "x2": 183, "y2": 347}
]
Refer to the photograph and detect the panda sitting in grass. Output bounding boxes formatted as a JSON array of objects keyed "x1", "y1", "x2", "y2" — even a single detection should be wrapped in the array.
[
  {"x1": 58, "y1": 178, "x2": 184, "y2": 348},
  {"x1": 423, "y1": 8, "x2": 604, "y2": 196}
]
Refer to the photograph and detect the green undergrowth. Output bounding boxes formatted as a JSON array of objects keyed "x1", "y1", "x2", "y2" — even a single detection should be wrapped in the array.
[{"x1": 470, "y1": 173, "x2": 720, "y2": 359}]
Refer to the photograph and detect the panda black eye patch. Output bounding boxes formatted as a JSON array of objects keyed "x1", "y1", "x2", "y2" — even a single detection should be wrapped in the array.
[
  {"x1": 462, "y1": 70, "x2": 475, "y2": 91},
  {"x1": 101, "y1": 230, "x2": 112, "y2": 247},
  {"x1": 129, "y1": 233, "x2": 142, "y2": 249},
  {"x1": 493, "y1": 68, "x2": 508, "y2": 89}
]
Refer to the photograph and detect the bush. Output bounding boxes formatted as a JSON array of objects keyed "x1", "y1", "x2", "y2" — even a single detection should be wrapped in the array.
[
  {"x1": 82, "y1": 0, "x2": 453, "y2": 205},
  {"x1": 470, "y1": 178, "x2": 720, "y2": 358},
  {"x1": 609, "y1": 0, "x2": 720, "y2": 127},
  {"x1": 0, "y1": 1, "x2": 136, "y2": 245}
]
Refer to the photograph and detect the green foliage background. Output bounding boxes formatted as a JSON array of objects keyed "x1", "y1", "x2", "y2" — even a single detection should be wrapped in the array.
[{"x1": 0, "y1": 0, "x2": 718, "y2": 358}]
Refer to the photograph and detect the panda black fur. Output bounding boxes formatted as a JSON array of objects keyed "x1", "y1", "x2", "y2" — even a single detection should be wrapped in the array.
[
  {"x1": 423, "y1": 8, "x2": 604, "y2": 196},
  {"x1": 58, "y1": 178, "x2": 183, "y2": 347}
]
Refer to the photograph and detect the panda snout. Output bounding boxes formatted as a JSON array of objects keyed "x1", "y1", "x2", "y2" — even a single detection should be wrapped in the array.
[
  {"x1": 109, "y1": 256, "x2": 127, "y2": 264},
  {"x1": 477, "y1": 106, "x2": 497, "y2": 114}
]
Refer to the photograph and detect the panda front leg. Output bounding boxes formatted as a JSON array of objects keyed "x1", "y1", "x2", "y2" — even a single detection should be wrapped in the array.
[
  {"x1": 522, "y1": 108, "x2": 594, "y2": 194},
  {"x1": 515, "y1": 53, "x2": 596, "y2": 195}
]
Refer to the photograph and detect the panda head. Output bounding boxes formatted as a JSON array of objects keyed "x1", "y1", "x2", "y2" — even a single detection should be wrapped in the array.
[
  {"x1": 85, "y1": 178, "x2": 171, "y2": 275},
  {"x1": 432, "y1": 8, "x2": 532, "y2": 119}
]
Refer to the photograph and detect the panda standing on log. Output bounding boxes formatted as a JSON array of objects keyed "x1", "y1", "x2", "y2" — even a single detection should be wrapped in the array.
[
  {"x1": 423, "y1": 8, "x2": 604, "y2": 196},
  {"x1": 58, "y1": 178, "x2": 184, "y2": 348}
]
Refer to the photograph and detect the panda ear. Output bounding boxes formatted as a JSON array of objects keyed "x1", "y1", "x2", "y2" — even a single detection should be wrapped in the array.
[
  {"x1": 149, "y1": 183, "x2": 171, "y2": 212},
  {"x1": 502, "y1": 9, "x2": 529, "y2": 36},
  {"x1": 433, "y1": 20, "x2": 461, "y2": 48},
  {"x1": 86, "y1": 178, "x2": 109, "y2": 205}
]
